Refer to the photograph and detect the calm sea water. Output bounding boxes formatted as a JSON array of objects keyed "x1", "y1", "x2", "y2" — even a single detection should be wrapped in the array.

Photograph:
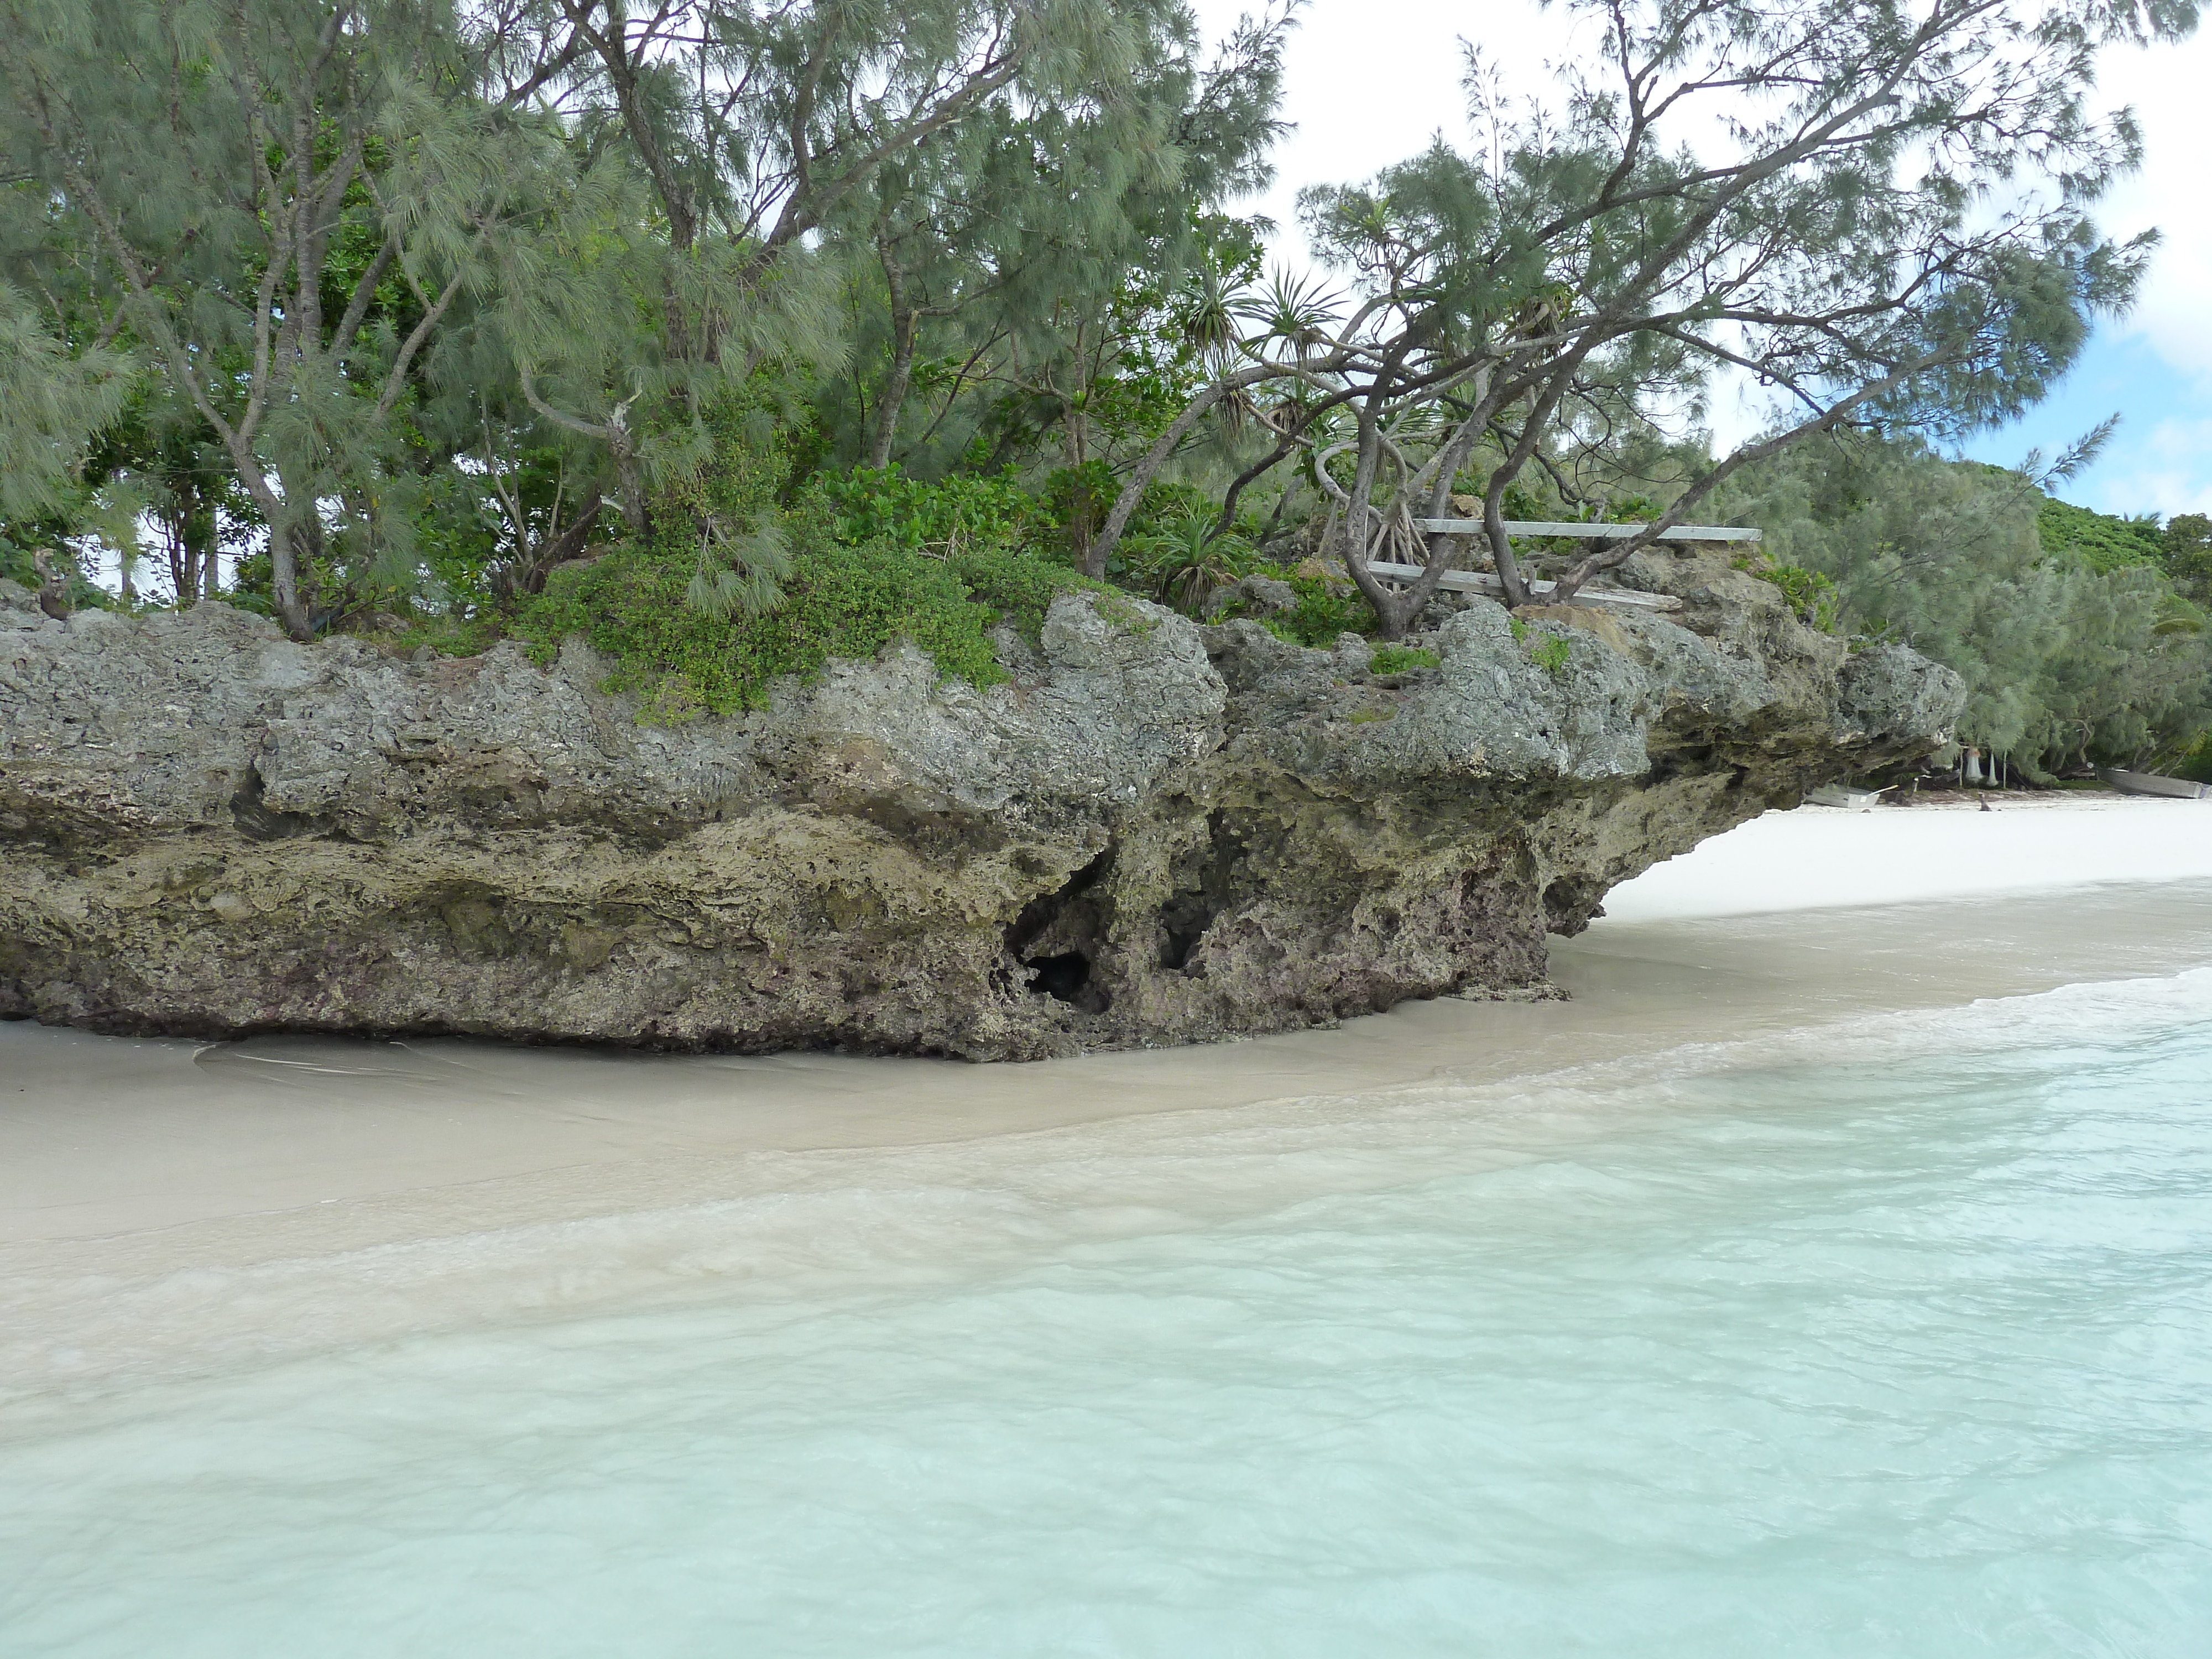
[{"x1": 4, "y1": 973, "x2": 2210, "y2": 1657}]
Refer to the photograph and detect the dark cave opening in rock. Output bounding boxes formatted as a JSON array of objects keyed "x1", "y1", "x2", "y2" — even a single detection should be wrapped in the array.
[
  {"x1": 228, "y1": 768, "x2": 324, "y2": 842},
  {"x1": 1157, "y1": 901, "x2": 1211, "y2": 972},
  {"x1": 1004, "y1": 846, "x2": 1114, "y2": 1012},
  {"x1": 1024, "y1": 951, "x2": 1093, "y2": 1004},
  {"x1": 1004, "y1": 847, "x2": 1111, "y2": 958},
  {"x1": 1156, "y1": 810, "x2": 1244, "y2": 973}
]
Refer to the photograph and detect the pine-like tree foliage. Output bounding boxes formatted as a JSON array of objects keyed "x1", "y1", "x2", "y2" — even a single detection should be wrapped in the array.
[
  {"x1": 1, "y1": 0, "x2": 1260, "y2": 630},
  {"x1": 486, "y1": 0, "x2": 1256, "y2": 559},
  {"x1": 0, "y1": 0, "x2": 575, "y2": 635},
  {"x1": 2, "y1": 0, "x2": 2204, "y2": 768},
  {"x1": 1716, "y1": 437, "x2": 2212, "y2": 775},
  {"x1": 0, "y1": 281, "x2": 133, "y2": 523},
  {"x1": 1091, "y1": 0, "x2": 2200, "y2": 636}
]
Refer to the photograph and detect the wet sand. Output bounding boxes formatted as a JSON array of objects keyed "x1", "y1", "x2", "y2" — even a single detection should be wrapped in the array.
[{"x1": 4, "y1": 797, "x2": 2210, "y2": 1389}]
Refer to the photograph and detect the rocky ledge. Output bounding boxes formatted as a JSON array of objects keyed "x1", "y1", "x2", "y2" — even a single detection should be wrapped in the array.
[{"x1": 0, "y1": 554, "x2": 1962, "y2": 1059}]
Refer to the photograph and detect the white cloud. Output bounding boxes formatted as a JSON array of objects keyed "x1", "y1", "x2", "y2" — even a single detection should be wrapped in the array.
[
  {"x1": 1191, "y1": 0, "x2": 1576, "y2": 257},
  {"x1": 2089, "y1": 31, "x2": 2212, "y2": 384},
  {"x1": 2090, "y1": 414, "x2": 2212, "y2": 515}
]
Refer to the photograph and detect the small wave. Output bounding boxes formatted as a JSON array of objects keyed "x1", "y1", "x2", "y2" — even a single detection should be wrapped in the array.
[
  {"x1": 8, "y1": 968, "x2": 2209, "y2": 1404},
  {"x1": 6, "y1": 973, "x2": 2211, "y2": 1656}
]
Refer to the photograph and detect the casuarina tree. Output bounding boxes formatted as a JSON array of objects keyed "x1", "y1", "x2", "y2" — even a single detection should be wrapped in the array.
[
  {"x1": 1089, "y1": 0, "x2": 2200, "y2": 637},
  {"x1": 479, "y1": 3, "x2": 1252, "y2": 512},
  {"x1": 0, "y1": 0, "x2": 578, "y2": 638}
]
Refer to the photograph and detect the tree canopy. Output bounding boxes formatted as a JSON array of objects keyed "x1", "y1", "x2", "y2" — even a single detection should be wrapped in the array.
[
  {"x1": 1089, "y1": 0, "x2": 2196, "y2": 632},
  {"x1": 2, "y1": 0, "x2": 2206, "y2": 775},
  {"x1": 1715, "y1": 435, "x2": 2212, "y2": 774}
]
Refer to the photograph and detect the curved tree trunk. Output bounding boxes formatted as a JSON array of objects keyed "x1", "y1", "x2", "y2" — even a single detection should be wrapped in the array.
[
  {"x1": 272, "y1": 520, "x2": 320, "y2": 643},
  {"x1": 1090, "y1": 362, "x2": 1291, "y2": 573}
]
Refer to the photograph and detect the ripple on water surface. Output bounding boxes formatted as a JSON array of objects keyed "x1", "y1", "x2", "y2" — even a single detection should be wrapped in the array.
[{"x1": 4, "y1": 974, "x2": 2211, "y2": 1657}]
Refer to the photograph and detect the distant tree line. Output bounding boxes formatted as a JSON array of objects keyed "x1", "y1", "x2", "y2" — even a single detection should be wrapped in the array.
[
  {"x1": 1717, "y1": 435, "x2": 2212, "y2": 778},
  {"x1": 2, "y1": 0, "x2": 2205, "y2": 773}
]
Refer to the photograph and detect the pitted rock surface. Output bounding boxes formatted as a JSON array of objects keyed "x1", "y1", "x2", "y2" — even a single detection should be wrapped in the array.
[{"x1": 0, "y1": 557, "x2": 1962, "y2": 1058}]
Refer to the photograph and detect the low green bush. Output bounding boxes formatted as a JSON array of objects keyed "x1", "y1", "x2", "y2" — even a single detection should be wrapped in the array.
[
  {"x1": 512, "y1": 502, "x2": 1123, "y2": 722},
  {"x1": 948, "y1": 539, "x2": 1108, "y2": 637},
  {"x1": 1368, "y1": 644, "x2": 1439, "y2": 675},
  {"x1": 1250, "y1": 564, "x2": 1374, "y2": 646},
  {"x1": 520, "y1": 528, "x2": 989, "y2": 719},
  {"x1": 506, "y1": 430, "x2": 1161, "y2": 721},
  {"x1": 811, "y1": 465, "x2": 1041, "y2": 554},
  {"x1": 1747, "y1": 556, "x2": 1841, "y2": 632}
]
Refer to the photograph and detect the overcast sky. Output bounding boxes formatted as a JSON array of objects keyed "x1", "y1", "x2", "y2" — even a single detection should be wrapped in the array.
[{"x1": 1189, "y1": 0, "x2": 2212, "y2": 517}]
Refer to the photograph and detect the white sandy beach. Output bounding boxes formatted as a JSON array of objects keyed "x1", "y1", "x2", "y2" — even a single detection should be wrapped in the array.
[
  {"x1": 1604, "y1": 792, "x2": 2212, "y2": 920},
  {"x1": 4, "y1": 794, "x2": 2210, "y2": 1389}
]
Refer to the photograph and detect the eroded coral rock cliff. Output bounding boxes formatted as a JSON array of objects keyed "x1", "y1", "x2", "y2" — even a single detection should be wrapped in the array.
[{"x1": 0, "y1": 555, "x2": 1962, "y2": 1058}]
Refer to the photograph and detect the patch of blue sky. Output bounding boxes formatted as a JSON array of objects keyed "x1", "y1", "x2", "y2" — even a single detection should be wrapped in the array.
[{"x1": 1959, "y1": 330, "x2": 2212, "y2": 519}]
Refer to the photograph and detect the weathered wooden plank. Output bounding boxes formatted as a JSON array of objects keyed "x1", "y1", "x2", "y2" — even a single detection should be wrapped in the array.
[
  {"x1": 1412, "y1": 518, "x2": 1761, "y2": 542},
  {"x1": 1362, "y1": 560, "x2": 1684, "y2": 611}
]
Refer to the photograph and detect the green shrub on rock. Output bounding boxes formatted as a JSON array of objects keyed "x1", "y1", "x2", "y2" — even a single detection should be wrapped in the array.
[
  {"x1": 1240, "y1": 565, "x2": 1373, "y2": 646},
  {"x1": 517, "y1": 528, "x2": 1000, "y2": 719},
  {"x1": 513, "y1": 505, "x2": 1121, "y2": 722},
  {"x1": 1529, "y1": 635, "x2": 1573, "y2": 676},
  {"x1": 1737, "y1": 553, "x2": 1842, "y2": 633},
  {"x1": 946, "y1": 540, "x2": 1100, "y2": 639},
  {"x1": 811, "y1": 466, "x2": 1042, "y2": 555},
  {"x1": 1367, "y1": 644, "x2": 1439, "y2": 675}
]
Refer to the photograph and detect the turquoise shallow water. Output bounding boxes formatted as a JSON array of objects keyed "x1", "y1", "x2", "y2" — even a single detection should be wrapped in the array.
[{"x1": 4, "y1": 973, "x2": 2211, "y2": 1657}]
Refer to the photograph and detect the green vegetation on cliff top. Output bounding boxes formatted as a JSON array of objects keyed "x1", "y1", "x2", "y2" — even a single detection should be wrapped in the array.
[
  {"x1": 4, "y1": 0, "x2": 2206, "y2": 770},
  {"x1": 506, "y1": 453, "x2": 1117, "y2": 718}
]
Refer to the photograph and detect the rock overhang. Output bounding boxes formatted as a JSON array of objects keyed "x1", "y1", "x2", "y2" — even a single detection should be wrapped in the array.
[{"x1": 0, "y1": 564, "x2": 1964, "y2": 1058}]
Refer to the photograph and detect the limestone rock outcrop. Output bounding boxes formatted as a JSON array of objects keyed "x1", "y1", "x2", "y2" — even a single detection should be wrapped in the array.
[{"x1": 0, "y1": 556, "x2": 1963, "y2": 1058}]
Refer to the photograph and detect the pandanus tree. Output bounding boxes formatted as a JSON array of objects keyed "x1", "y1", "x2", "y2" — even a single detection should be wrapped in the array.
[{"x1": 1091, "y1": 0, "x2": 2198, "y2": 637}]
